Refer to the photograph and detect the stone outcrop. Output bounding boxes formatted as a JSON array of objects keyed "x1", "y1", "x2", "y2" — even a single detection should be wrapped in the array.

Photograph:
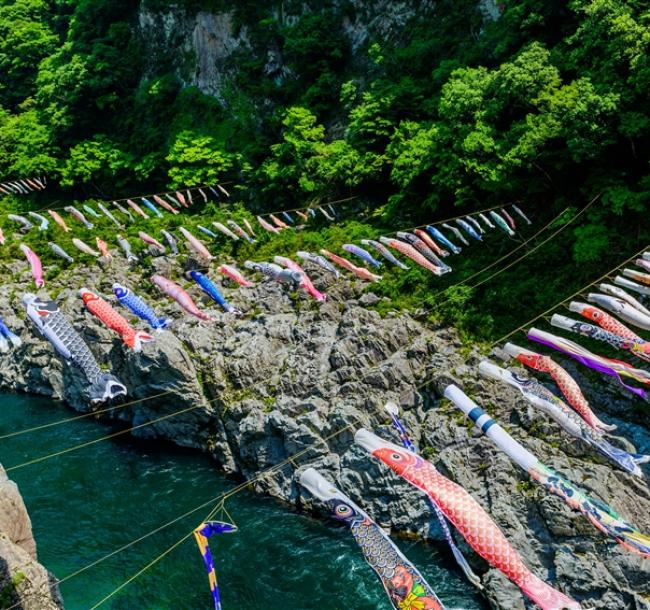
[
  {"x1": 0, "y1": 467, "x2": 63, "y2": 610},
  {"x1": 0, "y1": 254, "x2": 649, "y2": 609}
]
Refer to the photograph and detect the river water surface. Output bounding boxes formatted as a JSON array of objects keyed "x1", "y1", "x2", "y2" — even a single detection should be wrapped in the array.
[{"x1": 1, "y1": 393, "x2": 487, "y2": 609}]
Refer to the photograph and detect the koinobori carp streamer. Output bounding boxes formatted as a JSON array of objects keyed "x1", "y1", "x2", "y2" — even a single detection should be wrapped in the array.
[
  {"x1": 526, "y1": 328, "x2": 650, "y2": 400},
  {"x1": 23, "y1": 293, "x2": 127, "y2": 403},
  {"x1": 193, "y1": 521, "x2": 237, "y2": 610},
  {"x1": 300, "y1": 468, "x2": 446, "y2": 610},
  {"x1": 354, "y1": 428, "x2": 581, "y2": 610},
  {"x1": 383, "y1": 402, "x2": 482, "y2": 589},
  {"x1": 479, "y1": 361, "x2": 647, "y2": 477},
  {"x1": 504, "y1": 342, "x2": 615, "y2": 432},
  {"x1": 80, "y1": 288, "x2": 154, "y2": 352},
  {"x1": 445, "y1": 384, "x2": 650, "y2": 556}
]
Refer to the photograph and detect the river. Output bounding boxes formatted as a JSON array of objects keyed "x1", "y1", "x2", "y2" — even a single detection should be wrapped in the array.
[{"x1": 0, "y1": 392, "x2": 486, "y2": 609}]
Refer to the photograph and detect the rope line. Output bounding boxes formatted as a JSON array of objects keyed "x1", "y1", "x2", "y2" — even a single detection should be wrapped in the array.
[
  {"x1": 0, "y1": 389, "x2": 176, "y2": 441},
  {"x1": 5, "y1": 403, "x2": 202, "y2": 472},
  {"x1": 490, "y1": 242, "x2": 650, "y2": 347}
]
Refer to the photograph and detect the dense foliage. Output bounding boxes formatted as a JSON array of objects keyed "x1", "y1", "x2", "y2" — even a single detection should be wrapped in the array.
[{"x1": 0, "y1": 0, "x2": 649, "y2": 340}]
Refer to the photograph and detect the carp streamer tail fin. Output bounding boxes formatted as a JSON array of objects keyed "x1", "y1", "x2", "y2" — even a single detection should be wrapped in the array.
[
  {"x1": 520, "y1": 574, "x2": 582, "y2": 610},
  {"x1": 90, "y1": 375, "x2": 127, "y2": 403}
]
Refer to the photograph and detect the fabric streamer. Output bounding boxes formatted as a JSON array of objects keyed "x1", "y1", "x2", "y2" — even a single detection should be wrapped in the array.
[
  {"x1": 23, "y1": 293, "x2": 127, "y2": 403},
  {"x1": 359, "y1": 240, "x2": 409, "y2": 269},
  {"x1": 383, "y1": 402, "x2": 482, "y2": 589},
  {"x1": 598, "y1": 283, "x2": 650, "y2": 319},
  {"x1": 585, "y1": 294, "x2": 650, "y2": 331},
  {"x1": 320, "y1": 249, "x2": 382, "y2": 282},
  {"x1": 425, "y1": 226, "x2": 461, "y2": 254},
  {"x1": 152, "y1": 274, "x2": 211, "y2": 321},
  {"x1": 300, "y1": 468, "x2": 446, "y2": 610},
  {"x1": 551, "y1": 314, "x2": 650, "y2": 363},
  {"x1": 80, "y1": 288, "x2": 154, "y2": 352},
  {"x1": 113, "y1": 284, "x2": 170, "y2": 331},
  {"x1": 193, "y1": 521, "x2": 237, "y2": 610},
  {"x1": 354, "y1": 428, "x2": 581, "y2": 610},
  {"x1": 479, "y1": 361, "x2": 647, "y2": 476},
  {"x1": 569, "y1": 300, "x2": 643, "y2": 338},
  {"x1": 189, "y1": 271, "x2": 241, "y2": 314},
  {"x1": 614, "y1": 276, "x2": 650, "y2": 297},
  {"x1": 296, "y1": 251, "x2": 341, "y2": 276},
  {"x1": 445, "y1": 384, "x2": 650, "y2": 556},
  {"x1": 273, "y1": 256, "x2": 326, "y2": 301},
  {"x1": 526, "y1": 327, "x2": 650, "y2": 400},
  {"x1": 504, "y1": 342, "x2": 615, "y2": 431}
]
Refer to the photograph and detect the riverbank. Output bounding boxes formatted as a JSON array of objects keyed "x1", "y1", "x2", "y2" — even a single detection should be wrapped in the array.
[{"x1": 0, "y1": 255, "x2": 649, "y2": 608}]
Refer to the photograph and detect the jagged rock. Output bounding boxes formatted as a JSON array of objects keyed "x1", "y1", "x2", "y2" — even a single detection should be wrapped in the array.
[
  {"x1": 0, "y1": 467, "x2": 62, "y2": 609},
  {"x1": 0, "y1": 255, "x2": 649, "y2": 609}
]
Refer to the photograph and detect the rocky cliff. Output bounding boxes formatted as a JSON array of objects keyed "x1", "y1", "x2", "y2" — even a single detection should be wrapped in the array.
[
  {"x1": 0, "y1": 466, "x2": 63, "y2": 610},
  {"x1": 0, "y1": 252, "x2": 649, "y2": 609}
]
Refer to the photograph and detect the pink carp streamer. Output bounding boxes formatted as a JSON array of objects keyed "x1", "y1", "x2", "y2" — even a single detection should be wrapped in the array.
[
  {"x1": 380, "y1": 237, "x2": 444, "y2": 275},
  {"x1": 355, "y1": 429, "x2": 581, "y2": 610},
  {"x1": 526, "y1": 327, "x2": 650, "y2": 400},
  {"x1": 320, "y1": 249, "x2": 382, "y2": 282},
  {"x1": 504, "y1": 342, "x2": 616, "y2": 431}
]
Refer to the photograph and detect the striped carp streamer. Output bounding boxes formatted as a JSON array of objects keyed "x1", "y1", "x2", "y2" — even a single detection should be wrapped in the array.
[
  {"x1": 585, "y1": 294, "x2": 650, "y2": 331},
  {"x1": 445, "y1": 384, "x2": 650, "y2": 556},
  {"x1": 479, "y1": 361, "x2": 648, "y2": 477},
  {"x1": 500, "y1": 209, "x2": 516, "y2": 230},
  {"x1": 503, "y1": 342, "x2": 615, "y2": 432},
  {"x1": 614, "y1": 276, "x2": 650, "y2": 297},
  {"x1": 299, "y1": 468, "x2": 446, "y2": 610},
  {"x1": 244, "y1": 261, "x2": 303, "y2": 288},
  {"x1": 526, "y1": 328, "x2": 650, "y2": 400},
  {"x1": 354, "y1": 429, "x2": 582, "y2": 610},
  {"x1": 23, "y1": 293, "x2": 127, "y2": 403},
  {"x1": 598, "y1": 283, "x2": 650, "y2": 319},
  {"x1": 193, "y1": 521, "x2": 237, "y2": 610},
  {"x1": 380, "y1": 237, "x2": 444, "y2": 275},
  {"x1": 80, "y1": 288, "x2": 154, "y2": 352},
  {"x1": 383, "y1": 402, "x2": 483, "y2": 589},
  {"x1": 551, "y1": 314, "x2": 650, "y2": 363}
]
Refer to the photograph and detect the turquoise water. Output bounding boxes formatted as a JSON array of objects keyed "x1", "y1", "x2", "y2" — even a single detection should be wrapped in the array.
[{"x1": 0, "y1": 393, "x2": 486, "y2": 609}]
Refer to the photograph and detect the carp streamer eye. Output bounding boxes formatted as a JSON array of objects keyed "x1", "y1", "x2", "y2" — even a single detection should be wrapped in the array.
[
  {"x1": 391, "y1": 453, "x2": 403, "y2": 461},
  {"x1": 336, "y1": 505, "x2": 353, "y2": 517}
]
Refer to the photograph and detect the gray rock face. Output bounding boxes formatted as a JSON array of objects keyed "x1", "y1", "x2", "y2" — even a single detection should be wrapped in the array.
[
  {"x1": 0, "y1": 467, "x2": 63, "y2": 609},
  {"x1": 0, "y1": 256, "x2": 649, "y2": 609}
]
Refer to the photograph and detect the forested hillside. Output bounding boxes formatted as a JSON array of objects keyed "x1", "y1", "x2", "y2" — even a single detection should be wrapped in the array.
[{"x1": 1, "y1": 0, "x2": 649, "y2": 336}]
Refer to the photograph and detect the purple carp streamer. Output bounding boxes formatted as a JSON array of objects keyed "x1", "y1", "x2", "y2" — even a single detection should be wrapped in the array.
[
  {"x1": 299, "y1": 468, "x2": 446, "y2": 610},
  {"x1": 527, "y1": 327, "x2": 650, "y2": 400},
  {"x1": 551, "y1": 314, "x2": 650, "y2": 363},
  {"x1": 355, "y1": 429, "x2": 581, "y2": 610},
  {"x1": 194, "y1": 521, "x2": 237, "y2": 610},
  {"x1": 479, "y1": 361, "x2": 648, "y2": 477},
  {"x1": 446, "y1": 384, "x2": 650, "y2": 556}
]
